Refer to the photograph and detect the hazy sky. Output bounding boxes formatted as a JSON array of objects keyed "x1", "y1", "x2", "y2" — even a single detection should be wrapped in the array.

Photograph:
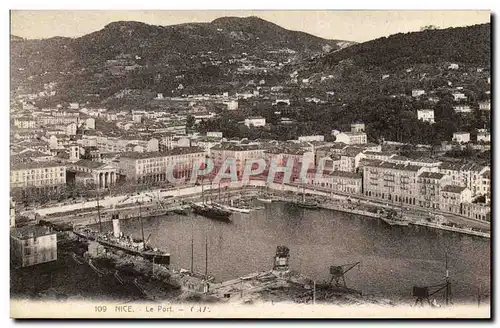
[{"x1": 11, "y1": 10, "x2": 490, "y2": 43}]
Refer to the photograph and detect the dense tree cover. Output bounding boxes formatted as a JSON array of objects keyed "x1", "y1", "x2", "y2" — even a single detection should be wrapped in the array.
[
  {"x1": 317, "y1": 23, "x2": 490, "y2": 70},
  {"x1": 198, "y1": 95, "x2": 489, "y2": 145}
]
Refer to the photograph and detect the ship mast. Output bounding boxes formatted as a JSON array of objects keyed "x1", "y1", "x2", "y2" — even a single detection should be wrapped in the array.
[
  {"x1": 191, "y1": 212, "x2": 194, "y2": 273},
  {"x1": 139, "y1": 198, "x2": 146, "y2": 248},
  {"x1": 96, "y1": 187, "x2": 102, "y2": 233},
  {"x1": 445, "y1": 251, "x2": 451, "y2": 306},
  {"x1": 205, "y1": 235, "x2": 208, "y2": 278},
  {"x1": 201, "y1": 176, "x2": 205, "y2": 204},
  {"x1": 191, "y1": 234, "x2": 194, "y2": 273}
]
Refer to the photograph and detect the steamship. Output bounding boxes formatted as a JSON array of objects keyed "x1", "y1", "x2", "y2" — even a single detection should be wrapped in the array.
[{"x1": 73, "y1": 213, "x2": 171, "y2": 265}]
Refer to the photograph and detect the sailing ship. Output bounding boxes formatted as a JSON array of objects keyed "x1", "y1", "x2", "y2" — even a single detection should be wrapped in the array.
[
  {"x1": 190, "y1": 179, "x2": 232, "y2": 221},
  {"x1": 256, "y1": 183, "x2": 274, "y2": 203},
  {"x1": 379, "y1": 208, "x2": 410, "y2": 226},
  {"x1": 213, "y1": 184, "x2": 251, "y2": 213},
  {"x1": 73, "y1": 192, "x2": 171, "y2": 265},
  {"x1": 190, "y1": 202, "x2": 232, "y2": 221},
  {"x1": 295, "y1": 186, "x2": 319, "y2": 209}
]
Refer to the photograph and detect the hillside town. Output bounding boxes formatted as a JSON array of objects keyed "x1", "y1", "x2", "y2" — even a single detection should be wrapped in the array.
[
  {"x1": 9, "y1": 12, "x2": 491, "y2": 318},
  {"x1": 10, "y1": 73, "x2": 491, "y2": 223}
]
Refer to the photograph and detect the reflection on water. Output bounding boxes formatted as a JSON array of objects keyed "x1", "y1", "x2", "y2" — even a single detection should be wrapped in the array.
[{"x1": 93, "y1": 202, "x2": 490, "y2": 302}]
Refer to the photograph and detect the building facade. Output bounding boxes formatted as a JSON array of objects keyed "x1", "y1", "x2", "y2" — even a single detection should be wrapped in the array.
[
  {"x1": 10, "y1": 226, "x2": 57, "y2": 268},
  {"x1": 417, "y1": 109, "x2": 435, "y2": 124},
  {"x1": 118, "y1": 147, "x2": 206, "y2": 184},
  {"x1": 10, "y1": 162, "x2": 67, "y2": 196},
  {"x1": 334, "y1": 132, "x2": 367, "y2": 145}
]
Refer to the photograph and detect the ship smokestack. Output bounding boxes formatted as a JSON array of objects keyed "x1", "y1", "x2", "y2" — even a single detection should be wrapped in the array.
[{"x1": 112, "y1": 215, "x2": 121, "y2": 238}]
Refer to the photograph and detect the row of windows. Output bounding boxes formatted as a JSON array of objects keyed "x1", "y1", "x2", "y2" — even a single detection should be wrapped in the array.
[
  {"x1": 23, "y1": 251, "x2": 57, "y2": 266},
  {"x1": 11, "y1": 167, "x2": 64, "y2": 175},
  {"x1": 137, "y1": 154, "x2": 204, "y2": 164}
]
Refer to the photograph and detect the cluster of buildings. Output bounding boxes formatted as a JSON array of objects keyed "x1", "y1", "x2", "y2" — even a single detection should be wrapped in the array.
[{"x1": 10, "y1": 93, "x2": 491, "y2": 224}]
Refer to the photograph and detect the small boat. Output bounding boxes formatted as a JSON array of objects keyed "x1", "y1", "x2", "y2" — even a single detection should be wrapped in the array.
[
  {"x1": 380, "y1": 209, "x2": 410, "y2": 226},
  {"x1": 142, "y1": 208, "x2": 168, "y2": 218},
  {"x1": 213, "y1": 203, "x2": 251, "y2": 214},
  {"x1": 172, "y1": 207, "x2": 190, "y2": 216},
  {"x1": 293, "y1": 186, "x2": 320, "y2": 209},
  {"x1": 256, "y1": 197, "x2": 273, "y2": 203},
  {"x1": 295, "y1": 201, "x2": 320, "y2": 209}
]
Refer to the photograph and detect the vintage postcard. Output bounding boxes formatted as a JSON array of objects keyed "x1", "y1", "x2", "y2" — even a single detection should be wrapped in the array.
[{"x1": 9, "y1": 10, "x2": 491, "y2": 319}]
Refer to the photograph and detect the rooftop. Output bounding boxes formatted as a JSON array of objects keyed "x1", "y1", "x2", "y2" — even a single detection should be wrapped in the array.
[
  {"x1": 341, "y1": 132, "x2": 367, "y2": 136},
  {"x1": 11, "y1": 225, "x2": 56, "y2": 240},
  {"x1": 73, "y1": 159, "x2": 107, "y2": 169},
  {"x1": 11, "y1": 161, "x2": 66, "y2": 171},
  {"x1": 361, "y1": 159, "x2": 423, "y2": 172},
  {"x1": 418, "y1": 171, "x2": 446, "y2": 179},
  {"x1": 265, "y1": 147, "x2": 308, "y2": 155},
  {"x1": 119, "y1": 147, "x2": 205, "y2": 160},
  {"x1": 442, "y1": 185, "x2": 468, "y2": 193},
  {"x1": 211, "y1": 143, "x2": 263, "y2": 151},
  {"x1": 439, "y1": 161, "x2": 484, "y2": 172},
  {"x1": 326, "y1": 171, "x2": 362, "y2": 179}
]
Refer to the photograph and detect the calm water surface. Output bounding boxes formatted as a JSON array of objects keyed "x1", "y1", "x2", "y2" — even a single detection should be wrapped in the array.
[{"x1": 93, "y1": 202, "x2": 490, "y2": 302}]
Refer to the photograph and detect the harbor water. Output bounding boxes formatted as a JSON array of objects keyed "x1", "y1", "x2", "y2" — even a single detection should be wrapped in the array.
[{"x1": 91, "y1": 201, "x2": 490, "y2": 303}]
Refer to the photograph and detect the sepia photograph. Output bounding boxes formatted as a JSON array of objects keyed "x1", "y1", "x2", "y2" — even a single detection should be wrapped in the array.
[{"x1": 8, "y1": 9, "x2": 491, "y2": 319}]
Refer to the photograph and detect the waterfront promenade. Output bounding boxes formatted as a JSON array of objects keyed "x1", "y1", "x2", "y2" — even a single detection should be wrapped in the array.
[{"x1": 22, "y1": 180, "x2": 490, "y2": 238}]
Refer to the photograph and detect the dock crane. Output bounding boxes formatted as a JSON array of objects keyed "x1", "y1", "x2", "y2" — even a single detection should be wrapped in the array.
[
  {"x1": 328, "y1": 261, "x2": 362, "y2": 294},
  {"x1": 413, "y1": 252, "x2": 452, "y2": 307}
]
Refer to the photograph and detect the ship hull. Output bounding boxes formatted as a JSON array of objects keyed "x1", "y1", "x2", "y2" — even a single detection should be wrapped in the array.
[
  {"x1": 72, "y1": 230, "x2": 171, "y2": 265},
  {"x1": 214, "y1": 203, "x2": 251, "y2": 213},
  {"x1": 295, "y1": 202, "x2": 319, "y2": 209},
  {"x1": 380, "y1": 217, "x2": 410, "y2": 226},
  {"x1": 191, "y1": 204, "x2": 232, "y2": 221}
]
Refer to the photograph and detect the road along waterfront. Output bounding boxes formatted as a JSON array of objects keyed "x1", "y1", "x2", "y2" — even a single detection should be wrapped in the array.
[{"x1": 29, "y1": 180, "x2": 490, "y2": 238}]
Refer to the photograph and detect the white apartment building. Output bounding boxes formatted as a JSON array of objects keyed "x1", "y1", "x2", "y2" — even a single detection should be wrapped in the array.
[
  {"x1": 452, "y1": 132, "x2": 470, "y2": 143},
  {"x1": 479, "y1": 100, "x2": 491, "y2": 111},
  {"x1": 451, "y1": 92, "x2": 467, "y2": 101},
  {"x1": 298, "y1": 135, "x2": 324, "y2": 142},
  {"x1": 118, "y1": 147, "x2": 206, "y2": 184},
  {"x1": 453, "y1": 105, "x2": 472, "y2": 113},
  {"x1": 362, "y1": 160, "x2": 427, "y2": 206},
  {"x1": 10, "y1": 162, "x2": 67, "y2": 196},
  {"x1": 350, "y1": 122, "x2": 365, "y2": 132},
  {"x1": 11, "y1": 226, "x2": 57, "y2": 268},
  {"x1": 210, "y1": 143, "x2": 265, "y2": 178},
  {"x1": 417, "y1": 109, "x2": 435, "y2": 124},
  {"x1": 334, "y1": 132, "x2": 367, "y2": 145},
  {"x1": 412, "y1": 89, "x2": 426, "y2": 97},
  {"x1": 13, "y1": 117, "x2": 36, "y2": 129},
  {"x1": 477, "y1": 131, "x2": 491, "y2": 143},
  {"x1": 439, "y1": 161, "x2": 490, "y2": 197},
  {"x1": 244, "y1": 116, "x2": 266, "y2": 127},
  {"x1": 308, "y1": 170, "x2": 362, "y2": 194},
  {"x1": 225, "y1": 100, "x2": 239, "y2": 111},
  {"x1": 440, "y1": 185, "x2": 472, "y2": 214},
  {"x1": 264, "y1": 147, "x2": 314, "y2": 182}
]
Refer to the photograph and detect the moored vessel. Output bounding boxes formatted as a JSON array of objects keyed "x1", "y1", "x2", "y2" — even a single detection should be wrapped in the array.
[
  {"x1": 379, "y1": 209, "x2": 410, "y2": 226},
  {"x1": 190, "y1": 202, "x2": 232, "y2": 221}
]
